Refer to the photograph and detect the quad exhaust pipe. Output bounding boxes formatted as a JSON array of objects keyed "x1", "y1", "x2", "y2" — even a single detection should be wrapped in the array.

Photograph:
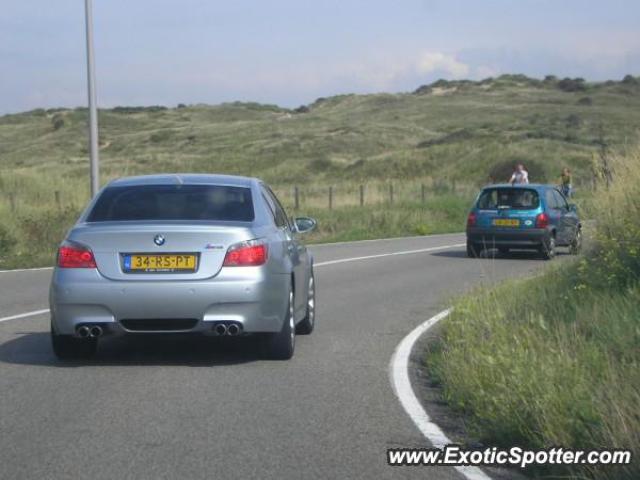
[
  {"x1": 89, "y1": 326, "x2": 103, "y2": 338},
  {"x1": 76, "y1": 325, "x2": 103, "y2": 338},
  {"x1": 213, "y1": 323, "x2": 242, "y2": 336},
  {"x1": 77, "y1": 326, "x2": 91, "y2": 338},
  {"x1": 214, "y1": 324, "x2": 228, "y2": 336}
]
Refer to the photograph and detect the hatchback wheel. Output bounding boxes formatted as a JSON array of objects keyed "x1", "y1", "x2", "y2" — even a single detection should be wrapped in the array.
[
  {"x1": 569, "y1": 229, "x2": 582, "y2": 255},
  {"x1": 296, "y1": 271, "x2": 315, "y2": 335},
  {"x1": 466, "y1": 241, "x2": 481, "y2": 258},
  {"x1": 540, "y1": 235, "x2": 556, "y2": 260},
  {"x1": 51, "y1": 319, "x2": 97, "y2": 360},
  {"x1": 266, "y1": 287, "x2": 295, "y2": 360}
]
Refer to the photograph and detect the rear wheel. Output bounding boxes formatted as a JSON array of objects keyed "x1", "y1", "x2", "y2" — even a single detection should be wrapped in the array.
[
  {"x1": 51, "y1": 320, "x2": 97, "y2": 360},
  {"x1": 569, "y1": 229, "x2": 582, "y2": 255},
  {"x1": 540, "y1": 235, "x2": 556, "y2": 260},
  {"x1": 296, "y1": 271, "x2": 315, "y2": 335},
  {"x1": 466, "y1": 241, "x2": 481, "y2": 258},
  {"x1": 265, "y1": 287, "x2": 295, "y2": 360}
]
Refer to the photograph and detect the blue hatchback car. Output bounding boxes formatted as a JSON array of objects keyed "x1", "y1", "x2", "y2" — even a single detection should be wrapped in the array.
[{"x1": 466, "y1": 184, "x2": 582, "y2": 259}]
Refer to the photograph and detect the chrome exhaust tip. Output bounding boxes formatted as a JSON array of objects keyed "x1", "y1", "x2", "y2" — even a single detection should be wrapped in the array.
[
  {"x1": 77, "y1": 326, "x2": 91, "y2": 338},
  {"x1": 227, "y1": 324, "x2": 241, "y2": 336},
  {"x1": 214, "y1": 324, "x2": 228, "y2": 336},
  {"x1": 89, "y1": 326, "x2": 103, "y2": 338}
]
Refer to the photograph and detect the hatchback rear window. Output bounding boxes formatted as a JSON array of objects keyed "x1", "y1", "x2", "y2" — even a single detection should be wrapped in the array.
[
  {"x1": 88, "y1": 185, "x2": 254, "y2": 222},
  {"x1": 476, "y1": 188, "x2": 540, "y2": 210}
]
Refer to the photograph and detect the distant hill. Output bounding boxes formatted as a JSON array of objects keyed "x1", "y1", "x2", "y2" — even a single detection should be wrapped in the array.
[{"x1": 1, "y1": 74, "x2": 639, "y2": 192}]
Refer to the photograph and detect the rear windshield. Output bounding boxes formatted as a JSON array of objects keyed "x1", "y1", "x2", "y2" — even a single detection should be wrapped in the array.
[
  {"x1": 88, "y1": 184, "x2": 254, "y2": 222},
  {"x1": 476, "y1": 188, "x2": 540, "y2": 210}
]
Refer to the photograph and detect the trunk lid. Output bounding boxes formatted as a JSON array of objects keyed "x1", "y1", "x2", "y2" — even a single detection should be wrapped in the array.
[{"x1": 67, "y1": 222, "x2": 253, "y2": 281}]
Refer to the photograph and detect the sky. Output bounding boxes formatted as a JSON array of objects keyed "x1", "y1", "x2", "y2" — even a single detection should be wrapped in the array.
[{"x1": 1, "y1": 0, "x2": 639, "y2": 113}]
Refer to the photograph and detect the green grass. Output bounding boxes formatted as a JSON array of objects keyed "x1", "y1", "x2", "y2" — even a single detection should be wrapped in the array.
[
  {"x1": 1, "y1": 74, "x2": 640, "y2": 268},
  {"x1": 428, "y1": 148, "x2": 640, "y2": 479}
]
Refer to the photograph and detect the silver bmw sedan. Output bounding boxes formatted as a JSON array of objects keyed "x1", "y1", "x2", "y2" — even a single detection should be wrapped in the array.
[{"x1": 49, "y1": 174, "x2": 317, "y2": 360}]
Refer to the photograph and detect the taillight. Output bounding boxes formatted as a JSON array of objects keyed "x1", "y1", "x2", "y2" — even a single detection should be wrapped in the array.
[
  {"x1": 223, "y1": 240, "x2": 268, "y2": 267},
  {"x1": 57, "y1": 243, "x2": 97, "y2": 268},
  {"x1": 467, "y1": 212, "x2": 477, "y2": 227},
  {"x1": 535, "y1": 213, "x2": 550, "y2": 228}
]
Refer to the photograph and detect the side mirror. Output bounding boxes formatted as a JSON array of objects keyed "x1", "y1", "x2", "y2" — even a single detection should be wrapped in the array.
[
  {"x1": 568, "y1": 204, "x2": 578, "y2": 213},
  {"x1": 293, "y1": 217, "x2": 317, "y2": 234}
]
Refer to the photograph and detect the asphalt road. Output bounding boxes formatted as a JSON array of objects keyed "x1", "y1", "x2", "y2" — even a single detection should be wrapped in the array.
[{"x1": 0, "y1": 233, "x2": 550, "y2": 480}]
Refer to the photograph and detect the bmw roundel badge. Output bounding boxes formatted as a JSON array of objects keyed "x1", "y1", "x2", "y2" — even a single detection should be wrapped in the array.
[{"x1": 153, "y1": 234, "x2": 166, "y2": 246}]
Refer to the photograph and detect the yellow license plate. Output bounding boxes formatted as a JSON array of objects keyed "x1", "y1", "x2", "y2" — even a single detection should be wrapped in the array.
[
  {"x1": 493, "y1": 219, "x2": 520, "y2": 227},
  {"x1": 125, "y1": 254, "x2": 197, "y2": 272}
]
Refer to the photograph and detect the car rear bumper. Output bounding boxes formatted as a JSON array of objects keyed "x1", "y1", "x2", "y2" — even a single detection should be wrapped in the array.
[
  {"x1": 49, "y1": 267, "x2": 289, "y2": 336},
  {"x1": 466, "y1": 227, "x2": 549, "y2": 248}
]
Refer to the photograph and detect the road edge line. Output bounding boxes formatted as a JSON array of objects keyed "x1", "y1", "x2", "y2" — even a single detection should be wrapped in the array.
[
  {"x1": 389, "y1": 308, "x2": 493, "y2": 480},
  {"x1": 315, "y1": 243, "x2": 465, "y2": 267},
  {"x1": 0, "y1": 309, "x2": 50, "y2": 323}
]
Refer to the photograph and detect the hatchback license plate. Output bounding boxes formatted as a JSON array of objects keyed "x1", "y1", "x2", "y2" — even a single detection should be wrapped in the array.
[
  {"x1": 123, "y1": 254, "x2": 197, "y2": 272},
  {"x1": 493, "y1": 219, "x2": 520, "y2": 227}
]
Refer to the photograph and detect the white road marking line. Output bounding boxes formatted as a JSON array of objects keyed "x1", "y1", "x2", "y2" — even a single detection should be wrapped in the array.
[
  {"x1": 389, "y1": 308, "x2": 492, "y2": 480},
  {"x1": 311, "y1": 232, "x2": 464, "y2": 248},
  {"x1": 0, "y1": 266, "x2": 53, "y2": 274},
  {"x1": 0, "y1": 309, "x2": 50, "y2": 323},
  {"x1": 315, "y1": 243, "x2": 465, "y2": 267}
]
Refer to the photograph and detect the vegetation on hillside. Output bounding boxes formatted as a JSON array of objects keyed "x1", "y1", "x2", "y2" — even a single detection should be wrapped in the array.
[
  {"x1": 428, "y1": 148, "x2": 640, "y2": 479},
  {"x1": 1, "y1": 74, "x2": 639, "y2": 268}
]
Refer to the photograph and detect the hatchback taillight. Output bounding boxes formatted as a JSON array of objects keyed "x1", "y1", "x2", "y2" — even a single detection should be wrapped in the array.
[
  {"x1": 223, "y1": 240, "x2": 268, "y2": 267},
  {"x1": 57, "y1": 243, "x2": 97, "y2": 268},
  {"x1": 535, "y1": 213, "x2": 550, "y2": 228},
  {"x1": 467, "y1": 212, "x2": 477, "y2": 227}
]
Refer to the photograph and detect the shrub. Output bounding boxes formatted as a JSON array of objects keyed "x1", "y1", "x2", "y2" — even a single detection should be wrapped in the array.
[
  {"x1": 51, "y1": 114, "x2": 65, "y2": 131},
  {"x1": 0, "y1": 224, "x2": 17, "y2": 257},
  {"x1": 558, "y1": 77, "x2": 587, "y2": 92},
  {"x1": 577, "y1": 96, "x2": 593, "y2": 106}
]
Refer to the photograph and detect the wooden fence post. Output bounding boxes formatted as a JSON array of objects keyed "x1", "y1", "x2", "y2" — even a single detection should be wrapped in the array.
[
  {"x1": 55, "y1": 191, "x2": 61, "y2": 210},
  {"x1": 294, "y1": 186, "x2": 299, "y2": 211},
  {"x1": 359, "y1": 185, "x2": 364, "y2": 207},
  {"x1": 389, "y1": 183, "x2": 394, "y2": 204},
  {"x1": 329, "y1": 186, "x2": 333, "y2": 210},
  {"x1": 421, "y1": 184, "x2": 426, "y2": 203}
]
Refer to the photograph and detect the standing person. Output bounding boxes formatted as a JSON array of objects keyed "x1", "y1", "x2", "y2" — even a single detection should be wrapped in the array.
[
  {"x1": 508, "y1": 163, "x2": 529, "y2": 185},
  {"x1": 560, "y1": 167, "x2": 572, "y2": 198}
]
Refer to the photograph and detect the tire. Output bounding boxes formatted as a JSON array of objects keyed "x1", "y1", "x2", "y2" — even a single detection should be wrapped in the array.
[
  {"x1": 466, "y1": 241, "x2": 481, "y2": 258},
  {"x1": 265, "y1": 287, "x2": 295, "y2": 360},
  {"x1": 296, "y1": 271, "x2": 315, "y2": 335},
  {"x1": 540, "y1": 234, "x2": 556, "y2": 260},
  {"x1": 51, "y1": 320, "x2": 97, "y2": 360},
  {"x1": 569, "y1": 229, "x2": 582, "y2": 255}
]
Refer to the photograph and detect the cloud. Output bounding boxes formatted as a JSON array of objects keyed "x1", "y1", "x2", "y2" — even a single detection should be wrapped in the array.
[{"x1": 415, "y1": 52, "x2": 470, "y2": 78}]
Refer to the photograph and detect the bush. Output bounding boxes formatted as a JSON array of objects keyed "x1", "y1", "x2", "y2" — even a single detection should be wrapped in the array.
[
  {"x1": 18, "y1": 207, "x2": 81, "y2": 253},
  {"x1": 51, "y1": 114, "x2": 65, "y2": 131},
  {"x1": 577, "y1": 96, "x2": 593, "y2": 106},
  {"x1": 558, "y1": 77, "x2": 587, "y2": 92},
  {"x1": 0, "y1": 224, "x2": 17, "y2": 257}
]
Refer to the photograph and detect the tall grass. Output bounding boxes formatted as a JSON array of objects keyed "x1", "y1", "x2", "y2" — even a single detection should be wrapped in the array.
[{"x1": 429, "y1": 149, "x2": 640, "y2": 479}]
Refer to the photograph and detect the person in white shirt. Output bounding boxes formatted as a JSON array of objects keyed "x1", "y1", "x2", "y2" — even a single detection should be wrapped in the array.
[{"x1": 509, "y1": 164, "x2": 529, "y2": 185}]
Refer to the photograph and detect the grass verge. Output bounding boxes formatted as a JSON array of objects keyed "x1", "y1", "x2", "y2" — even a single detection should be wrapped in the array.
[{"x1": 428, "y1": 149, "x2": 640, "y2": 479}]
